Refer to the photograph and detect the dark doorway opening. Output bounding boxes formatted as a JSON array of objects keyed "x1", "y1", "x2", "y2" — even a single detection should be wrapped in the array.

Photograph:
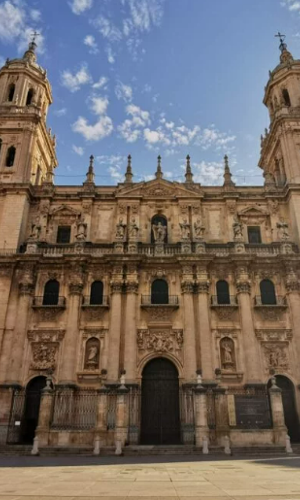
[
  {"x1": 268, "y1": 375, "x2": 300, "y2": 442},
  {"x1": 141, "y1": 357, "x2": 180, "y2": 445},
  {"x1": 21, "y1": 376, "x2": 47, "y2": 443}
]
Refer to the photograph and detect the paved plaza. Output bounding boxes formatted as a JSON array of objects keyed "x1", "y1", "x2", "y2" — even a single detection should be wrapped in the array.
[{"x1": 0, "y1": 455, "x2": 299, "y2": 499}]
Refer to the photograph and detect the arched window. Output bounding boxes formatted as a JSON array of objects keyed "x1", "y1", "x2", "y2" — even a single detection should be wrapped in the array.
[
  {"x1": 260, "y1": 279, "x2": 276, "y2": 305},
  {"x1": 151, "y1": 214, "x2": 168, "y2": 244},
  {"x1": 282, "y1": 89, "x2": 291, "y2": 107},
  {"x1": 216, "y1": 280, "x2": 230, "y2": 305},
  {"x1": 90, "y1": 281, "x2": 103, "y2": 305},
  {"x1": 26, "y1": 88, "x2": 34, "y2": 106},
  {"x1": 7, "y1": 83, "x2": 15, "y2": 102},
  {"x1": 151, "y1": 279, "x2": 169, "y2": 304},
  {"x1": 43, "y1": 279, "x2": 60, "y2": 306},
  {"x1": 6, "y1": 146, "x2": 16, "y2": 167}
]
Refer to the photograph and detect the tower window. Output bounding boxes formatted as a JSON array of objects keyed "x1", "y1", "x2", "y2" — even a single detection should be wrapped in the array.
[
  {"x1": 43, "y1": 280, "x2": 60, "y2": 306},
  {"x1": 151, "y1": 279, "x2": 169, "y2": 304},
  {"x1": 90, "y1": 281, "x2": 104, "y2": 305},
  {"x1": 247, "y1": 226, "x2": 262, "y2": 244},
  {"x1": 57, "y1": 226, "x2": 71, "y2": 244},
  {"x1": 260, "y1": 279, "x2": 276, "y2": 305},
  {"x1": 282, "y1": 89, "x2": 291, "y2": 107},
  {"x1": 6, "y1": 146, "x2": 16, "y2": 167},
  {"x1": 7, "y1": 84, "x2": 15, "y2": 102},
  {"x1": 216, "y1": 280, "x2": 230, "y2": 305},
  {"x1": 26, "y1": 88, "x2": 34, "y2": 106}
]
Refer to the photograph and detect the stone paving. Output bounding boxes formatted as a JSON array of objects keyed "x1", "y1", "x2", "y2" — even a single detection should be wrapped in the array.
[{"x1": 0, "y1": 455, "x2": 299, "y2": 499}]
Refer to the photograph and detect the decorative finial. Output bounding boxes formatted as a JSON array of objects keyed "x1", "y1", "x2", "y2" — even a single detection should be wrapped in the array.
[
  {"x1": 155, "y1": 155, "x2": 163, "y2": 179},
  {"x1": 23, "y1": 32, "x2": 39, "y2": 63},
  {"x1": 84, "y1": 155, "x2": 95, "y2": 186},
  {"x1": 275, "y1": 32, "x2": 293, "y2": 64},
  {"x1": 223, "y1": 155, "x2": 235, "y2": 188},
  {"x1": 124, "y1": 154, "x2": 133, "y2": 183},
  {"x1": 185, "y1": 154, "x2": 194, "y2": 183}
]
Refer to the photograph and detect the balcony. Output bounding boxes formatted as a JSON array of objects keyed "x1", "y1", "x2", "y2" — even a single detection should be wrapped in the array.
[
  {"x1": 141, "y1": 295, "x2": 179, "y2": 307},
  {"x1": 32, "y1": 296, "x2": 66, "y2": 308},
  {"x1": 81, "y1": 296, "x2": 110, "y2": 308},
  {"x1": 254, "y1": 296, "x2": 287, "y2": 307},
  {"x1": 210, "y1": 296, "x2": 238, "y2": 307}
]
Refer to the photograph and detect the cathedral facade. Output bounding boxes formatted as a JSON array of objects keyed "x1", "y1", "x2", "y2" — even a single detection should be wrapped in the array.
[{"x1": 0, "y1": 37, "x2": 299, "y2": 451}]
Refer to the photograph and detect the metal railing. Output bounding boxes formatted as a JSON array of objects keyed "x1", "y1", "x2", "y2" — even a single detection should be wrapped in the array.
[
  {"x1": 211, "y1": 295, "x2": 238, "y2": 306},
  {"x1": 254, "y1": 295, "x2": 287, "y2": 307},
  {"x1": 82, "y1": 295, "x2": 109, "y2": 307},
  {"x1": 51, "y1": 389, "x2": 98, "y2": 430},
  {"x1": 32, "y1": 296, "x2": 66, "y2": 307},
  {"x1": 141, "y1": 295, "x2": 179, "y2": 306}
]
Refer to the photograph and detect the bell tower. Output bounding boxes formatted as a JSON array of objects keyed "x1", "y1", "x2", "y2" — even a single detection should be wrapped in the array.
[{"x1": 0, "y1": 37, "x2": 57, "y2": 250}]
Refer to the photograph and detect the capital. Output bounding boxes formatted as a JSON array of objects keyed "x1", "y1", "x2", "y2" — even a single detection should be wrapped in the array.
[
  {"x1": 126, "y1": 281, "x2": 139, "y2": 294},
  {"x1": 236, "y1": 281, "x2": 251, "y2": 294},
  {"x1": 195, "y1": 281, "x2": 210, "y2": 294},
  {"x1": 18, "y1": 282, "x2": 34, "y2": 295},
  {"x1": 181, "y1": 281, "x2": 194, "y2": 294},
  {"x1": 111, "y1": 282, "x2": 123, "y2": 293},
  {"x1": 69, "y1": 282, "x2": 83, "y2": 295}
]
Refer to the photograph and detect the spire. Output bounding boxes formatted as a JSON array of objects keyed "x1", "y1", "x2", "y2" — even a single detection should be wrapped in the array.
[
  {"x1": 275, "y1": 32, "x2": 293, "y2": 65},
  {"x1": 223, "y1": 155, "x2": 235, "y2": 188},
  {"x1": 124, "y1": 154, "x2": 133, "y2": 183},
  {"x1": 155, "y1": 155, "x2": 163, "y2": 179},
  {"x1": 185, "y1": 154, "x2": 194, "y2": 183},
  {"x1": 83, "y1": 155, "x2": 95, "y2": 186},
  {"x1": 23, "y1": 32, "x2": 39, "y2": 64}
]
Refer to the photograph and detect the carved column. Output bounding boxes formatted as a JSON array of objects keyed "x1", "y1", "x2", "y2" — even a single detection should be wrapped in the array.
[
  {"x1": 285, "y1": 265, "x2": 300, "y2": 379},
  {"x1": 36, "y1": 381, "x2": 54, "y2": 446},
  {"x1": 269, "y1": 378, "x2": 287, "y2": 445},
  {"x1": 195, "y1": 266, "x2": 214, "y2": 381},
  {"x1": 59, "y1": 281, "x2": 83, "y2": 385},
  {"x1": 181, "y1": 278, "x2": 197, "y2": 381},
  {"x1": 194, "y1": 386, "x2": 209, "y2": 446},
  {"x1": 115, "y1": 386, "x2": 129, "y2": 446},
  {"x1": 7, "y1": 266, "x2": 35, "y2": 385},
  {"x1": 236, "y1": 266, "x2": 262, "y2": 383},
  {"x1": 124, "y1": 269, "x2": 139, "y2": 382},
  {"x1": 107, "y1": 268, "x2": 124, "y2": 382}
]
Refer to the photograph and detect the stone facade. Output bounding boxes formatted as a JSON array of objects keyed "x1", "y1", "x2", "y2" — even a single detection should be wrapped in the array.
[{"x1": 0, "y1": 39, "x2": 299, "y2": 449}]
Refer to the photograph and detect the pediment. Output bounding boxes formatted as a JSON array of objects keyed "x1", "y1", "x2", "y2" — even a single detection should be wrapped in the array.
[
  {"x1": 117, "y1": 179, "x2": 201, "y2": 199},
  {"x1": 238, "y1": 205, "x2": 269, "y2": 218},
  {"x1": 50, "y1": 205, "x2": 81, "y2": 217}
]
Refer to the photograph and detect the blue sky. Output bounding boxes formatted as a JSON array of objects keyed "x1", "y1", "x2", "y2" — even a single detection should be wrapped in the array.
[{"x1": 0, "y1": 0, "x2": 299, "y2": 186}]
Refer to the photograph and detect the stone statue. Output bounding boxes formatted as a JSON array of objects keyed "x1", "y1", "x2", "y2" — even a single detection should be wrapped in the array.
[
  {"x1": 29, "y1": 216, "x2": 41, "y2": 240},
  {"x1": 115, "y1": 218, "x2": 126, "y2": 240},
  {"x1": 129, "y1": 218, "x2": 139, "y2": 239},
  {"x1": 221, "y1": 339, "x2": 235, "y2": 370},
  {"x1": 194, "y1": 218, "x2": 205, "y2": 240},
  {"x1": 179, "y1": 218, "x2": 190, "y2": 240},
  {"x1": 277, "y1": 220, "x2": 289, "y2": 241},
  {"x1": 233, "y1": 218, "x2": 243, "y2": 241},
  {"x1": 152, "y1": 221, "x2": 166, "y2": 243},
  {"x1": 85, "y1": 343, "x2": 99, "y2": 369},
  {"x1": 76, "y1": 215, "x2": 87, "y2": 242}
]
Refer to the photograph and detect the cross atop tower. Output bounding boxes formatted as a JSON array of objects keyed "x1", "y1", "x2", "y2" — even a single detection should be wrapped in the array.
[
  {"x1": 31, "y1": 31, "x2": 40, "y2": 44},
  {"x1": 275, "y1": 32, "x2": 287, "y2": 53}
]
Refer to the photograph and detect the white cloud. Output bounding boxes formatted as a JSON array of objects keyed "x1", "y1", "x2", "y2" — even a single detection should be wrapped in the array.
[
  {"x1": 73, "y1": 145, "x2": 84, "y2": 156},
  {"x1": 105, "y1": 45, "x2": 115, "y2": 64},
  {"x1": 124, "y1": 0, "x2": 165, "y2": 33},
  {"x1": 282, "y1": 0, "x2": 300, "y2": 11},
  {"x1": 144, "y1": 127, "x2": 170, "y2": 145},
  {"x1": 197, "y1": 127, "x2": 236, "y2": 151},
  {"x1": 30, "y1": 9, "x2": 41, "y2": 22},
  {"x1": 192, "y1": 161, "x2": 223, "y2": 185},
  {"x1": 97, "y1": 155, "x2": 126, "y2": 183},
  {"x1": 118, "y1": 103, "x2": 151, "y2": 142},
  {"x1": 53, "y1": 107, "x2": 67, "y2": 117},
  {"x1": 84, "y1": 34, "x2": 98, "y2": 54},
  {"x1": 72, "y1": 116, "x2": 113, "y2": 141},
  {"x1": 92, "y1": 76, "x2": 108, "y2": 89},
  {"x1": 115, "y1": 81, "x2": 133, "y2": 102},
  {"x1": 93, "y1": 16, "x2": 122, "y2": 42},
  {"x1": 61, "y1": 64, "x2": 91, "y2": 92},
  {"x1": 89, "y1": 96, "x2": 109, "y2": 115},
  {"x1": 69, "y1": 0, "x2": 93, "y2": 15}
]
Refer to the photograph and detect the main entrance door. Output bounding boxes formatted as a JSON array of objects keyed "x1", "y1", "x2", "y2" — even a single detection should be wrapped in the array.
[
  {"x1": 269, "y1": 376, "x2": 300, "y2": 442},
  {"x1": 141, "y1": 358, "x2": 180, "y2": 444},
  {"x1": 21, "y1": 376, "x2": 47, "y2": 444}
]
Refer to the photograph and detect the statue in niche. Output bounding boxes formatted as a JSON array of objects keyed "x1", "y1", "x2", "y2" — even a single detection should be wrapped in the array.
[
  {"x1": 84, "y1": 338, "x2": 100, "y2": 370},
  {"x1": 129, "y1": 218, "x2": 139, "y2": 239},
  {"x1": 29, "y1": 216, "x2": 41, "y2": 240},
  {"x1": 179, "y1": 218, "x2": 190, "y2": 240},
  {"x1": 152, "y1": 221, "x2": 166, "y2": 243},
  {"x1": 115, "y1": 218, "x2": 126, "y2": 240},
  {"x1": 220, "y1": 337, "x2": 235, "y2": 370},
  {"x1": 194, "y1": 218, "x2": 205, "y2": 240},
  {"x1": 277, "y1": 220, "x2": 289, "y2": 241},
  {"x1": 233, "y1": 218, "x2": 243, "y2": 241},
  {"x1": 76, "y1": 215, "x2": 87, "y2": 242}
]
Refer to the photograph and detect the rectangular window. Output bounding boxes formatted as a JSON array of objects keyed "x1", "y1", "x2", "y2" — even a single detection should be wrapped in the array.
[
  {"x1": 57, "y1": 226, "x2": 71, "y2": 244},
  {"x1": 247, "y1": 226, "x2": 262, "y2": 244}
]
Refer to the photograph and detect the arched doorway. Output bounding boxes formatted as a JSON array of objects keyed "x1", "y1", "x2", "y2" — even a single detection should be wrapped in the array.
[
  {"x1": 21, "y1": 376, "x2": 47, "y2": 443},
  {"x1": 268, "y1": 375, "x2": 300, "y2": 442},
  {"x1": 141, "y1": 358, "x2": 180, "y2": 445}
]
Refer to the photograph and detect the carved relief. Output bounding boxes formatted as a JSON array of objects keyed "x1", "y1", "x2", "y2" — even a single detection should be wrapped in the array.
[
  {"x1": 255, "y1": 329, "x2": 292, "y2": 342},
  {"x1": 145, "y1": 307, "x2": 173, "y2": 322},
  {"x1": 30, "y1": 342, "x2": 58, "y2": 370},
  {"x1": 263, "y1": 343, "x2": 289, "y2": 373},
  {"x1": 137, "y1": 329, "x2": 183, "y2": 356},
  {"x1": 28, "y1": 330, "x2": 65, "y2": 342}
]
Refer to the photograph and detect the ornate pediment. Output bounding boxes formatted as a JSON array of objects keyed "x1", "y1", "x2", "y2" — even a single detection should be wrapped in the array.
[
  {"x1": 50, "y1": 205, "x2": 81, "y2": 218},
  {"x1": 117, "y1": 179, "x2": 201, "y2": 199},
  {"x1": 238, "y1": 205, "x2": 269, "y2": 224}
]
